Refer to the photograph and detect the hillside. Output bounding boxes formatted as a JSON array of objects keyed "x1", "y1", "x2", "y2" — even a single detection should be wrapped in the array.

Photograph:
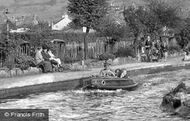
[
  {"x1": 0, "y1": 0, "x2": 189, "y2": 22},
  {"x1": 0, "y1": 0, "x2": 68, "y2": 21}
]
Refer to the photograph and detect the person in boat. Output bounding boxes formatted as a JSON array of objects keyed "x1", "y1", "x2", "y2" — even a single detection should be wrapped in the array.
[
  {"x1": 120, "y1": 69, "x2": 129, "y2": 78},
  {"x1": 99, "y1": 61, "x2": 115, "y2": 77},
  {"x1": 140, "y1": 38, "x2": 147, "y2": 62},
  {"x1": 115, "y1": 69, "x2": 129, "y2": 78}
]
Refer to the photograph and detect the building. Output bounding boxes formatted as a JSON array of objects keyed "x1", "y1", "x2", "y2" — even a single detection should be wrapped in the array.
[
  {"x1": 11, "y1": 15, "x2": 39, "y2": 27},
  {"x1": 8, "y1": 15, "x2": 40, "y2": 33},
  {"x1": 10, "y1": 28, "x2": 29, "y2": 33},
  {"x1": 51, "y1": 15, "x2": 72, "y2": 31}
]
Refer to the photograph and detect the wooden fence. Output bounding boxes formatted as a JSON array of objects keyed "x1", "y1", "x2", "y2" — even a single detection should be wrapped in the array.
[
  {"x1": 0, "y1": 43, "x2": 31, "y2": 68},
  {"x1": 64, "y1": 40, "x2": 132, "y2": 62},
  {"x1": 0, "y1": 39, "x2": 132, "y2": 67}
]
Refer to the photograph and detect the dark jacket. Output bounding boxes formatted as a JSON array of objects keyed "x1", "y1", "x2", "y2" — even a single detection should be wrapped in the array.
[
  {"x1": 41, "y1": 51, "x2": 51, "y2": 61},
  {"x1": 145, "y1": 40, "x2": 152, "y2": 49}
]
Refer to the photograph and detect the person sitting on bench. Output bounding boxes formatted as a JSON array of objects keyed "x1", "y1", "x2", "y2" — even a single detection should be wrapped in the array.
[
  {"x1": 47, "y1": 49, "x2": 62, "y2": 67},
  {"x1": 41, "y1": 45, "x2": 58, "y2": 66},
  {"x1": 35, "y1": 46, "x2": 52, "y2": 73}
]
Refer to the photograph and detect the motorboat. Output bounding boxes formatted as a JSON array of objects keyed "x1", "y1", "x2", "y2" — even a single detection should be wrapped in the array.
[{"x1": 82, "y1": 76, "x2": 138, "y2": 90}]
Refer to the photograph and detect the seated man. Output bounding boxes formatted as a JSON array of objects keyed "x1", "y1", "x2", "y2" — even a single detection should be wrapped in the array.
[
  {"x1": 35, "y1": 47, "x2": 44, "y2": 65},
  {"x1": 99, "y1": 61, "x2": 115, "y2": 77},
  {"x1": 36, "y1": 46, "x2": 52, "y2": 73}
]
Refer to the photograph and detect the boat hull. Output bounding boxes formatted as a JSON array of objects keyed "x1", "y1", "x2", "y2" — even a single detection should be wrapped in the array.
[{"x1": 83, "y1": 77, "x2": 138, "y2": 90}]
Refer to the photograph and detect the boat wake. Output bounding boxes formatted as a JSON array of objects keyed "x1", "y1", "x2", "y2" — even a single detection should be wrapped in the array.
[{"x1": 71, "y1": 89, "x2": 124, "y2": 94}]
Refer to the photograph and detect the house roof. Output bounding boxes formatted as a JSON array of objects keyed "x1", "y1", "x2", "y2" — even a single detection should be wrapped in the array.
[
  {"x1": 52, "y1": 15, "x2": 72, "y2": 31},
  {"x1": 16, "y1": 15, "x2": 39, "y2": 27},
  {"x1": 51, "y1": 39, "x2": 65, "y2": 43},
  {"x1": 53, "y1": 18, "x2": 63, "y2": 25},
  {"x1": 0, "y1": 19, "x2": 17, "y2": 32},
  {"x1": 64, "y1": 28, "x2": 96, "y2": 33},
  {"x1": 53, "y1": 15, "x2": 72, "y2": 24}
]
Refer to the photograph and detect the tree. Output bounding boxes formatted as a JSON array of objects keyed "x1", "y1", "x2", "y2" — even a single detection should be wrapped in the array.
[
  {"x1": 178, "y1": 18, "x2": 190, "y2": 49},
  {"x1": 67, "y1": 0, "x2": 109, "y2": 59},
  {"x1": 123, "y1": 0, "x2": 183, "y2": 55},
  {"x1": 146, "y1": 0, "x2": 183, "y2": 30},
  {"x1": 28, "y1": 21, "x2": 51, "y2": 33},
  {"x1": 18, "y1": 21, "x2": 52, "y2": 47},
  {"x1": 123, "y1": 5, "x2": 155, "y2": 55},
  {"x1": 96, "y1": 16, "x2": 127, "y2": 53}
]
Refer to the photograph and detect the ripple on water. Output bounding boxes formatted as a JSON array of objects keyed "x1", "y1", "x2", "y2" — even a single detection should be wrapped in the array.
[{"x1": 1, "y1": 70, "x2": 190, "y2": 121}]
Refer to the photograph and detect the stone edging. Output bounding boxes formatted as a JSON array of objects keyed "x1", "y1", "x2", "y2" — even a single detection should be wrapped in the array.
[
  {"x1": 0, "y1": 61, "x2": 190, "y2": 99},
  {"x1": 0, "y1": 67, "x2": 41, "y2": 78}
]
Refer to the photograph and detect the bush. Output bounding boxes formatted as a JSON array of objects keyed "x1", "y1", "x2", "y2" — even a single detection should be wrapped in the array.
[
  {"x1": 64, "y1": 56, "x2": 74, "y2": 63},
  {"x1": 98, "y1": 53, "x2": 115, "y2": 60},
  {"x1": 168, "y1": 45, "x2": 181, "y2": 55},
  {"x1": 15, "y1": 54, "x2": 36, "y2": 70},
  {"x1": 114, "y1": 47, "x2": 136, "y2": 58},
  {"x1": 63, "y1": 53, "x2": 83, "y2": 64}
]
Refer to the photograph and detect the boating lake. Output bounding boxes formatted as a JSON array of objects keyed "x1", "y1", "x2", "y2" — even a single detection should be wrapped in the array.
[{"x1": 1, "y1": 69, "x2": 190, "y2": 121}]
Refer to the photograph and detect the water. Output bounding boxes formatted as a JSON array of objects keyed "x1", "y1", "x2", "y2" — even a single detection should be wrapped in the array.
[{"x1": 1, "y1": 70, "x2": 190, "y2": 121}]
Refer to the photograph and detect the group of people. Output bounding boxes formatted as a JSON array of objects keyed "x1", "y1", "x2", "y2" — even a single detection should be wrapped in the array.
[
  {"x1": 182, "y1": 49, "x2": 190, "y2": 61},
  {"x1": 140, "y1": 36, "x2": 168, "y2": 62},
  {"x1": 99, "y1": 61, "x2": 128, "y2": 78},
  {"x1": 35, "y1": 45, "x2": 62, "y2": 73}
]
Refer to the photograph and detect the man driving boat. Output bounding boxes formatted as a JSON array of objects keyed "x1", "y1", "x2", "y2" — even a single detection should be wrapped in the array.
[
  {"x1": 99, "y1": 61, "x2": 129, "y2": 78},
  {"x1": 99, "y1": 61, "x2": 115, "y2": 77}
]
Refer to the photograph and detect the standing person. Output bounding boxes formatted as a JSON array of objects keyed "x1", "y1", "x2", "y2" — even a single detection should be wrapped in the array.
[
  {"x1": 140, "y1": 38, "x2": 146, "y2": 62},
  {"x1": 141, "y1": 38, "x2": 146, "y2": 54},
  {"x1": 151, "y1": 45, "x2": 159, "y2": 62},
  {"x1": 159, "y1": 37, "x2": 164, "y2": 59},
  {"x1": 161, "y1": 41, "x2": 168, "y2": 61},
  {"x1": 145, "y1": 36, "x2": 152, "y2": 62},
  {"x1": 155, "y1": 39, "x2": 162, "y2": 60}
]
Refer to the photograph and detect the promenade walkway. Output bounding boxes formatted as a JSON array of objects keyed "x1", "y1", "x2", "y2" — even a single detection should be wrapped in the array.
[
  {"x1": 0, "y1": 56, "x2": 189, "y2": 99},
  {"x1": 0, "y1": 56, "x2": 187, "y2": 89}
]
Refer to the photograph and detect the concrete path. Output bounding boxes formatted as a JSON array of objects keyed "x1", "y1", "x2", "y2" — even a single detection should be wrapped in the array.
[{"x1": 0, "y1": 56, "x2": 189, "y2": 90}]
